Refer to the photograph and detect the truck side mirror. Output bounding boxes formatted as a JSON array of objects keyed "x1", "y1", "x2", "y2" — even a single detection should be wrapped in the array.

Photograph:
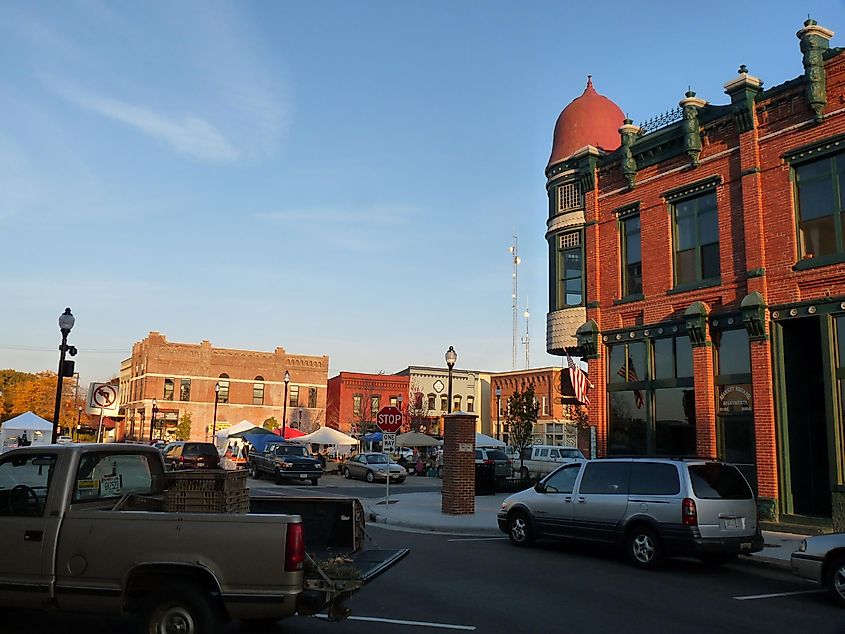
[{"x1": 534, "y1": 482, "x2": 545, "y2": 493}]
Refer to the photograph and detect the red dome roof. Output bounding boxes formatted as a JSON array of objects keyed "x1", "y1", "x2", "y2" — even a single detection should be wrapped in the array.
[{"x1": 548, "y1": 76, "x2": 625, "y2": 166}]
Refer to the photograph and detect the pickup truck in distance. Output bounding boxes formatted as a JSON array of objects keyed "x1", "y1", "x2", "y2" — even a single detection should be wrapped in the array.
[
  {"x1": 249, "y1": 441, "x2": 323, "y2": 485},
  {"x1": 0, "y1": 444, "x2": 406, "y2": 633}
]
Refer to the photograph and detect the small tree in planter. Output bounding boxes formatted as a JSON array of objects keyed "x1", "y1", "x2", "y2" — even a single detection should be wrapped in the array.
[
  {"x1": 175, "y1": 413, "x2": 192, "y2": 441},
  {"x1": 506, "y1": 385, "x2": 539, "y2": 477}
]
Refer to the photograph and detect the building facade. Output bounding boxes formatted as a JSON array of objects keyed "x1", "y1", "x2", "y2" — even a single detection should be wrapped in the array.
[
  {"x1": 325, "y1": 372, "x2": 410, "y2": 435},
  {"x1": 120, "y1": 332, "x2": 329, "y2": 441},
  {"x1": 394, "y1": 366, "x2": 491, "y2": 436},
  {"x1": 546, "y1": 19, "x2": 845, "y2": 527},
  {"x1": 490, "y1": 368, "x2": 583, "y2": 451}
]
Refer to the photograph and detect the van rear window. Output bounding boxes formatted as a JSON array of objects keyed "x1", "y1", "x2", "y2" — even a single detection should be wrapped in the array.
[
  {"x1": 184, "y1": 443, "x2": 218, "y2": 457},
  {"x1": 688, "y1": 463, "x2": 752, "y2": 500}
]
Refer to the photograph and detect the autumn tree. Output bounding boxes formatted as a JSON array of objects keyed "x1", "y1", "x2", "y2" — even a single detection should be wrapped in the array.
[
  {"x1": 176, "y1": 413, "x2": 192, "y2": 441},
  {"x1": 262, "y1": 416, "x2": 278, "y2": 431},
  {"x1": 506, "y1": 385, "x2": 539, "y2": 475},
  {"x1": 406, "y1": 383, "x2": 429, "y2": 433}
]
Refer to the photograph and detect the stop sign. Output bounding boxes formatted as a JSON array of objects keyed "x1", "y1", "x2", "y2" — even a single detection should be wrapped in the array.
[{"x1": 377, "y1": 406, "x2": 403, "y2": 433}]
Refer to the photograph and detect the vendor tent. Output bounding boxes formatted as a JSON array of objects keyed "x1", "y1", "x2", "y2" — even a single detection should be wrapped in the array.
[
  {"x1": 214, "y1": 420, "x2": 259, "y2": 451},
  {"x1": 243, "y1": 432, "x2": 284, "y2": 453},
  {"x1": 291, "y1": 426, "x2": 357, "y2": 446},
  {"x1": 0, "y1": 412, "x2": 54, "y2": 451},
  {"x1": 395, "y1": 431, "x2": 441, "y2": 447},
  {"x1": 475, "y1": 432, "x2": 505, "y2": 448},
  {"x1": 273, "y1": 427, "x2": 306, "y2": 439}
]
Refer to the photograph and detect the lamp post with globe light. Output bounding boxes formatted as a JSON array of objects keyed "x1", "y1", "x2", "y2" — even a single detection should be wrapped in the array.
[
  {"x1": 52, "y1": 308, "x2": 76, "y2": 444},
  {"x1": 281, "y1": 371, "x2": 291, "y2": 439},
  {"x1": 149, "y1": 398, "x2": 158, "y2": 443},
  {"x1": 445, "y1": 346, "x2": 457, "y2": 414},
  {"x1": 212, "y1": 383, "x2": 220, "y2": 439}
]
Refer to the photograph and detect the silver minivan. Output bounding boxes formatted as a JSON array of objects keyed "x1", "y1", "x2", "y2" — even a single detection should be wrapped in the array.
[{"x1": 498, "y1": 458, "x2": 764, "y2": 568}]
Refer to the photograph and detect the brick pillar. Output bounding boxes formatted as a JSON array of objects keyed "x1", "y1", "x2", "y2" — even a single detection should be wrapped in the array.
[
  {"x1": 750, "y1": 337, "x2": 778, "y2": 518},
  {"x1": 692, "y1": 343, "x2": 717, "y2": 459},
  {"x1": 587, "y1": 352, "x2": 607, "y2": 458},
  {"x1": 442, "y1": 412, "x2": 477, "y2": 515}
]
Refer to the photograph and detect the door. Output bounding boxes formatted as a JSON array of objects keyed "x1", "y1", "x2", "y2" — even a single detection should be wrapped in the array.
[
  {"x1": 0, "y1": 452, "x2": 60, "y2": 607},
  {"x1": 571, "y1": 461, "x2": 631, "y2": 543},
  {"x1": 717, "y1": 414, "x2": 757, "y2": 494},
  {"x1": 530, "y1": 463, "x2": 582, "y2": 537}
]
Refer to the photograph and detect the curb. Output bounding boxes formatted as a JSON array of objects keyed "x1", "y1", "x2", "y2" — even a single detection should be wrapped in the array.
[{"x1": 737, "y1": 553, "x2": 792, "y2": 571}]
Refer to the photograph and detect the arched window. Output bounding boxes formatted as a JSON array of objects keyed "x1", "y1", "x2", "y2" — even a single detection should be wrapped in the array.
[
  {"x1": 218, "y1": 373, "x2": 230, "y2": 404},
  {"x1": 253, "y1": 376, "x2": 265, "y2": 406}
]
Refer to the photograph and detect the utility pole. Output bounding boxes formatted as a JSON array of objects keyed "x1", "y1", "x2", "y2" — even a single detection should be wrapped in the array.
[{"x1": 508, "y1": 236, "x2": 520, "y2": 371}]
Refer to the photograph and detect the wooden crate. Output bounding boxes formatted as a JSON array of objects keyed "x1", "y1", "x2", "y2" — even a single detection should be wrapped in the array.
[
  {"x1": 164, "y1": 488, "x2": 250, "y2": 514},
  {"x1": 164, "y1": 469, "x2": 247, "y2": 492}
]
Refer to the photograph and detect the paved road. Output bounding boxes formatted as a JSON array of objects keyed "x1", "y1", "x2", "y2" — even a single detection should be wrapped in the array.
[
  {"x1": 249, "y1": 473, "x2": 442, "y2": 498},
  {"x1": 9, "y1": 526, "x2": 844, "y2": 633}
]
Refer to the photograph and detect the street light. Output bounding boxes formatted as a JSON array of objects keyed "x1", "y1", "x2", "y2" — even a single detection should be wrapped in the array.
[
  {"x1": 397, "y1": 394, "x2": 404, "y2": 430},
  {"x1": 445, "y1": 346, "x2": 457, "y2": 414},
  {"x1": 282, "y1": 370, "x2": 291, "y2": 439},
  {"x1": 76, "y1": 405, "x2": 82, "y2": 442},
  {"x1": 149, "y1": 398, "x2": 158, "y2": 443},
  {"x1": 52, "y1": 308, "x2": 75, "y2": 443},
  {"x1": 495, "y1": 386, "x2": 502, "y2": 440},
  {"x1": 212, "y1": 383, "x2": 220, "y2": 439}
]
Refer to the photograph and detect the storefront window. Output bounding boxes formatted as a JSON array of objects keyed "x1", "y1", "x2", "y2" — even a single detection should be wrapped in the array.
[
  {"x1": 717, "y1": 329, "x2": 751, "y2": 375},
  {"x1": 608, "y1": 391, "x2": 647, "y2": 455},
  {"x1": 653, "y1": 336, "x2": 693, "y2": 380},
  {"x1": 654, "y1": 388, "x2": 696, "y2": 456}
]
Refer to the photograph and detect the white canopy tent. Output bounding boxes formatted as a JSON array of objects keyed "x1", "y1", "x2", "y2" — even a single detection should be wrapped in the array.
[
  {"x1": 290, "y1": 427, "x2": 358, "y2": 446},
  {"x1": 395, "y1": 431, "x2": 441, "y2": 447},
  {"x1": 475, "y1": 432, "x2": 506, "y2": 448},
  {"x1": 0, "y1": 412, "x2": 54, "y2": 452},
  {"x1": 214, "y1": 420, "x2": 258, "y2": 452}
]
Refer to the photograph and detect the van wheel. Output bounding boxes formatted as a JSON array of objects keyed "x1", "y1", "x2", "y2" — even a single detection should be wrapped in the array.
[
  {"x1": 826, "y1": 555, "x2": 845, "y2": 607},
  {"x1": 139, "y1": 582, "x2": 220, "y2": 634},
  {"x1": 507, "y1": 511, "x2": 534, "y2": 547},
  {"x1": 626, "y1": 526, "x2": 662, "y2": 569},
  {"x1": 365, "y1": 471, "x2": 375, "y2": 483}
]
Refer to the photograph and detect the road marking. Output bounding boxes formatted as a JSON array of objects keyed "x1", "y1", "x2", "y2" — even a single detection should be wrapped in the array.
[
  {"x1": 733, "y1": 589, "x2": 825, "y2": 601},
  {"x1": 315, "y1": 614, "x2": 476, "y2": 630},
  {"x1": 446, "y1": 537, "x2": 508, "y2": 542}
]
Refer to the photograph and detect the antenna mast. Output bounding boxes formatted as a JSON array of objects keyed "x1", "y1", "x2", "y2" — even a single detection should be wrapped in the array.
[
  {"x1": 509, "y1": 236, "x2": 520, "y2": 370},
  {"x1": 521, "y1": 300, "x2": 530, "y2": 369}
]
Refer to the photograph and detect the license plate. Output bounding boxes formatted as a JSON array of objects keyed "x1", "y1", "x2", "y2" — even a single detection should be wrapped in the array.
[
  {"x1": 741, "y1": 541, "x2": 753, "y2": 550},
  {"x1": 724, "y1": 517, "x2": 739, "y2": 529},
  {"x1": 299, "y1": 474, "x2": 308, "y2": 479}
]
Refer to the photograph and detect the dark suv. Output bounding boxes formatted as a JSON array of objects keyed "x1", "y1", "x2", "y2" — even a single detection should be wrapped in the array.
[{"x1": 162, "y1": 442, "x2": 221, "y2": 470}]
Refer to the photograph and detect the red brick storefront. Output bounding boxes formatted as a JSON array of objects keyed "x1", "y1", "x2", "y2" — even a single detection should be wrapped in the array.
[
  {"x1": 546, "y1": 20, "x2": 845, "y2": 526},
  {"x1": 325, "y1": 372, "x2": 410, "y2": 435}
]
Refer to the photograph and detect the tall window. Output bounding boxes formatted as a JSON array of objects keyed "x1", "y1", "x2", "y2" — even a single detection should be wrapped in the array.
[
  {"x1": 453, "y1": 395, "x2": 462, "y2": 411},
  {"x1": 218, "y1": 374, "x2": 229, "y2": 404},
  {"x1": 672, "y1": 191, "x2": 719, "y2": 285},
  {"x1": 555, "y1": 231, "x2": 583, "y2": 308},
  {"x1": 467, "y1": 395, "x2": 475, "y2": 413},
  {"x1": 179, "y1": 379, "x2": 191, "y2": 402},
  {"x1": 253, "y1": 376, "x2": 265, "y2": 406},
  {"x1": 440, "y1": 395, "x2": 448, "y2": 411},
  {"x1": 290, "y1": 385, "x2": 300, "y2": 407},
  {"x1": 621, "y1": 214, "x2": 642, "y2": 296},
  {"x1": 308, "y1": 387, "x2": 318, "y2": 409},
  {"x1": 794, "y1": 155, "x2": 845, "y2": 259},
  {"x1": 163, "y1": 378, "x2": 174, "y2": 401},
  {"x1": 353, "y1": 394, "x2": 362, "y2": 416},
  {"x1": 427, "y1": 394, "x2": 436, "y2": 410},
  {"x1": 390, "y1": 396, "x2": 398, "y2": 407},
  {"x1": 370, "y1": 396, "x2": 379, "y2": 417}
]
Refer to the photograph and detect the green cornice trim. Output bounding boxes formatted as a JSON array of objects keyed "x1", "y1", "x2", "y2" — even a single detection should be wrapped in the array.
[
  {"x1": 613, "y1": 202, "x2": 640, "y2": 217},
  {"x1": 747, "y1": 267, "x2": 766, "y2": 278},
  {"x1": 770, "y1": 296, "x2": 845, "y2": 316},
  {"x1": 584, "y1": 220, "x2": 597, "y2": 227},
  {"x1": 661, "y1": 175, "x2": 723, "y2": 203},
  {"x1": 784, "y1": 131, "x2": 845, "y2": 164}
]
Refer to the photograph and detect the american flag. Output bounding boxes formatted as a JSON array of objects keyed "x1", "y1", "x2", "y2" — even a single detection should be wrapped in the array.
[
  {"x1": 566, "y1": 352, "x2": 591, "y2": 405},
  {"x1": 617, "y1": 359, "x2": 645, "y2": 409}
]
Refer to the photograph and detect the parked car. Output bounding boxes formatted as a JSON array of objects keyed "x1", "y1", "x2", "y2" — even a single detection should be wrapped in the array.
[
  {"x1": 514, "y1": 445, "x2": 585, "y2": 478},
  {"x1": 0, "y1": 443, "x2": 407, "y2": 631},
  {"x1": 792, "y1": 532, "x2": 845, "y2": 607},
  {"x1": 149, "y1": 439, "x2": 168, "y2": 451},
  {"x1": 248, "y1": 442, "x2": 323, "y2": 485},
  {"x1": 162, "y1": 441, "x2": 221, "y2": 470},
  {"x1": 498, "y1": 458, "x2": 763, "y2": 568},
  {"x1": 344, "y1": 453, "x2": 406, "y2": 483},
  {"x1": 475, "y1": 448, "x2": 512, "y2": 478},
  {"x1": 56, "y1": 436, "x2": 74, "y2": 445}
]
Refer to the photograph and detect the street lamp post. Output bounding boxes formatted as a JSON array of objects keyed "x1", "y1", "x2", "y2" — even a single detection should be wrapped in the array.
[
  {"x1": 445, "y1": 346, "x2": 457, "y2": 414},
  {"x1": 212, "y1": 383, "x2": 220, "y2": 439},
  {"x1": 495, "y1": 386, "x2": 502, "y2": 440},
  {"x1": 281, "y1": 370, "x2": 291, "y2": 439},
  {"x1": 397, "y1": 394, "x2": 404, "y2": 431},
  {"x1": 76, "y1": 406, "x2": 82, "y2": 442},
  {"x1": 52, "y1": 308, "x2": 75, "y2": 444},
  {"x1": 149, "y1": 398, "x2": 158, "y2": 443}
]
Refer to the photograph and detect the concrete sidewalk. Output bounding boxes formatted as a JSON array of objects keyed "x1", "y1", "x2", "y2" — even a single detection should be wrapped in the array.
[{"x1": 364, "y1": 491, "x2": 805, "y2": 569}]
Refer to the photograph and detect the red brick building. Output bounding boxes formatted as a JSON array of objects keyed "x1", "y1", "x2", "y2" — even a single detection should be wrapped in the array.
[
  {"x1": 325, "y1": 372, "x2": 410, "y2": 435},
  {"x1": 120, "y1": 332, "x2": 329, "y2": 441},
  {"x1": 546, "y1": 20, "x2": 845, "y2": 527}
]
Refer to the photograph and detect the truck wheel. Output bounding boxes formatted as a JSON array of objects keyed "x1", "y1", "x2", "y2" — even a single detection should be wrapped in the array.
[
  {"x1": 274, "y1": 468, "x2": 283, "y2": 485},
  {"x1": 825, "y1": 555, "x2": 845, "y2": 607},
  {"x1": 343, "y1": 467, "x2": 351, "y2": 479},
  {"x1": 250, "y1": 464, "x2": 261, "y2": 480},
  {"x1": 139, "y1": 583, "x2": 220, "y2": 634},
  {"x1": 310, "y1": 478, "x2": 319, "y2": 486},
  {"x1": 365, "y1": 470, "x2": 375, "y2": 483}
]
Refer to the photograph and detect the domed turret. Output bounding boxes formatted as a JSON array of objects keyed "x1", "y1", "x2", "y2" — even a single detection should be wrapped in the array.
[{"x1": 548, "y1": 76, "x2": 625, "y2": 167}]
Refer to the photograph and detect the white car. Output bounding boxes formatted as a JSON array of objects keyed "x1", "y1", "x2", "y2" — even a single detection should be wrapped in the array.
[
  {"x1": 56, "y1": 436, "x2": 74, "y2": 444},
  {"x1": 792, "y1": 532, "x2": 845, "y2": 607}
]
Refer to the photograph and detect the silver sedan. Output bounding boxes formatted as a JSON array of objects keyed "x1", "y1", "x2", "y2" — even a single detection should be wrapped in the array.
[
  {"x1": 791, "y1": 531, "x2": 845, "y2": 607},
  {"x1": 343, "y1": 452, "x2": 406, "y2": 483}
]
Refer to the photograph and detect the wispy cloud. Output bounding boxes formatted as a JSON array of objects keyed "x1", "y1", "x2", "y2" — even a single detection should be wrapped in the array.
[{"x1": 42, "y1": 78, "x2": 239, "y2": 162}]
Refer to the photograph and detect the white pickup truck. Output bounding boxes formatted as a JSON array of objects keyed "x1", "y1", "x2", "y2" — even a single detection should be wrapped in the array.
[
  {"x1": 0, "y1": 443, "x2": 406, "y2": 633},
  {"x1": 515, "y1": 445, "x2": 586, "y2": 478}
]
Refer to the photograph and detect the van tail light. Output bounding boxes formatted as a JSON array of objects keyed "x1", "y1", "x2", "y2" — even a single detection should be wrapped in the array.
[
  {"x1": 284, "y1": 523, "x2": 305, "y2": 572},
  {"x1": 682, "y1": 498, "x2": 698, "y2": 526},
  {"x1": 483, "y1": 459, "x2": 495, "y2": 465}
]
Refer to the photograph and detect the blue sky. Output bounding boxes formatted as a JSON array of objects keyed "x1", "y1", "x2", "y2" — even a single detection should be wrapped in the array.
[{"x1": 2, "y1": 1, "x2": 843, "y2": 384}]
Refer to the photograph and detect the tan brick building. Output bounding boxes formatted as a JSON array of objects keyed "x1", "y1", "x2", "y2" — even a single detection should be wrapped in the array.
[{"x1": 120, "y1": 332, "x2": 329, "y2": 442}]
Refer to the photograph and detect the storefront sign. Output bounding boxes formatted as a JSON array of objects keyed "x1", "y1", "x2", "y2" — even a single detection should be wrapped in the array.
[{"x1": 718, "y1": 384, "x2": 753, "y2": 414}]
